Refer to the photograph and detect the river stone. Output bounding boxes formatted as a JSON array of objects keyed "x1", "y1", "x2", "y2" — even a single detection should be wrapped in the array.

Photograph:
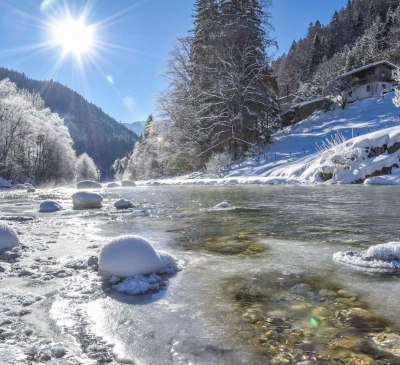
[{"x1": 0, "y1": 222, "x2": 20, "y2": 251}]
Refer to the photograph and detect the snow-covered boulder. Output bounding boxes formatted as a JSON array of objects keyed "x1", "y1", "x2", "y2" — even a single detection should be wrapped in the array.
[
  {"x1": 333, "y1": 242, "x2": 400, "y2": 271},
  {"x1": 27, "y1": 188, "x2": 36, "y2": 193},
  {"x1": 76, "y1": 180, "x2": 102, "y2": 189},
  {"x1": 72, "y1": 192, "x2": 103, "y2": 209},
  {"x1": 39, "y1": 200, "x2": 63, "y2": 213},
  {"x1": 0, "y1": 222, "x2": 20, "y2": 251},
  {"x1": 99, "y1": 236, "x2": 164, "y2": 278},
  {"x1": 107, "y1": 182, "x2": 120, "y2": 188},
  {"x1": 214, "y1": 201, "x2": 231, "y2": 209},
  {"x1": 114, "y1": 199, "x2": 134, "y2": 210},
  {"x1": 121, "y1": 180, "x2": 136, "y2": 187}
]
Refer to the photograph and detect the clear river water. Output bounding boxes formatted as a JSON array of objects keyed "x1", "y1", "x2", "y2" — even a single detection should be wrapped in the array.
[{"x1": 1, "y1": 185, "x2": 400, "y2": 364}]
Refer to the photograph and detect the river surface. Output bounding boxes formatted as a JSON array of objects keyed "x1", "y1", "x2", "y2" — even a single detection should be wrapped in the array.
[{"x1": 1, "y1": 185, "x2": 400, "y2": 364}]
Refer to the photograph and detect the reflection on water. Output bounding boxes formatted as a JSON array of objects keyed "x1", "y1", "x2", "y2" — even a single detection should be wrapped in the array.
[{"x1": 224, "y1": 273, "x2": 400, "y2": 364}]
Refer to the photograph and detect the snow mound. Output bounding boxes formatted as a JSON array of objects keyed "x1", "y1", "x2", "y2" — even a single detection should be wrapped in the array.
[
  {"x1": 99, "y1": 235, "x2": 177, "y2": 278},
  {"x1": 39, "y1": 200, "x2": 63, "y2": 213},
  {"x1": 0, "y1": 222, "x2": 20, "y2": 251},
  {"x1": 121, "y1": 180, "x2": 136, "y2": 187},
  {"x1": 114, "y1": 199, "x2": 134, "y2": 210},
  {"x1": 72, "y1": 192, "x2": 103, "y2": 209},
  {"x1": 76, "y1": 180, "x2": 102, "y2": 189},
  {"x1": 333, "y1": 242, "x2": 400, "y2": 271},
  {"x1": 107, "y1": 182, "x2": 120, "y2": 188}
]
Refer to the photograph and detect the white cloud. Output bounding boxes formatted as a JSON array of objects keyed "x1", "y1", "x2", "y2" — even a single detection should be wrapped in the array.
[
  {"x1": 123, "y1": 96, "x2": 137, "y2": 112},
  {"x1": 105, "y1": 75, "x2": 114, "y2": 85}
]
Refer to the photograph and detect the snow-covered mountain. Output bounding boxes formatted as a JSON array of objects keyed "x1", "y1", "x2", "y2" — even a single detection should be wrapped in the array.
[{"x1": 124, "y1": 121, "x2": 145, "y2": 138}]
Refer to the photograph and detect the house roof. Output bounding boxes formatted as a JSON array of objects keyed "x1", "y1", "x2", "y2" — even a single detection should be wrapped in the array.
[
  {"x1": 337, "y1": 61, "x2": 398, "y2": 79},
  {"x1": 292, "y1": 97, "x2": 331, "y2": 109}
]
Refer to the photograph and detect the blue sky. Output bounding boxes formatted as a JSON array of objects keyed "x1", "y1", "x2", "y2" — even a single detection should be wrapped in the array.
[{"x1": 0, "y1": 0, "x2": 347, "y2": 123}]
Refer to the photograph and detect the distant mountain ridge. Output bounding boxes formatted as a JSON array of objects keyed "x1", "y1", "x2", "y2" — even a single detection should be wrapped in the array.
[
  {"x1": 0, "y1": 67, "x2": 138, "y2": 178},
  {"x1": 124, "y1": 121, "x2": 145, "y2": 137}
]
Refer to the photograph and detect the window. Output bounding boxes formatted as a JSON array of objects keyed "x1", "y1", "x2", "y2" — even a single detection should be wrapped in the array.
[
  {"x1": 382, "y1": 71, "x2": 386, "y2": 77},
  {"x1": 366, "y1": 85, "x2": 371, "y2": 93}
]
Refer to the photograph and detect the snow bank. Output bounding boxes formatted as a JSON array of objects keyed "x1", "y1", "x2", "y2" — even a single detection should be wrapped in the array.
[
  {"x1": 333, "y1": 242, "x2": 400, "y2": 271},
  {"x1": 72, "y1": 192, "x2": 103, "y2": 209},
  {"x1": 121, "y1": 180, "x2": 136, "y2": 187},
  {"x1": 107, "y1": 182, "x2": 120, "y2": 188},
  {"x1": 114, "y1": 199, "x2": 134, "y2": 210},
  {"x1": 0, "y1": 222, "x2": 20, "y2": 251},
  {"x1": 39, "y1": 200, "x2": 63, "y2": 213},
  {"x1": 76, "y1": 180, "x2": 102, "y2": 189},
  {"x1": 0, "y1": 177, "x2": 12, "y2": 188},
  {"x1": 364, "y1": 169, "x2": 400, "y2": 185}
]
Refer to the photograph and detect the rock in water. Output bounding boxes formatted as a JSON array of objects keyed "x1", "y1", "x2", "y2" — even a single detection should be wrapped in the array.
[
  {"x1": 72, "y1": 192, "x2": 103, "y2": 209},
  {"x1": 39, "y1": 200, "x2": 63, "y2": 213},
  {"x1": 107, "y1": 182, "x2": 120, "y2": 188},
  {"x1": 214, "y1": 201, "x2": 231, "y2": 209},
  {"x1": 76, "y1": 180, "x2": 102, "y2": 189},
  {"x1": 0, "y1": 222, "x2": 20, "y2": 251},
  {"x1": 99, "y1": 236, "x2": 163, "y2": 277},
  {"x1": 114, "y1": 199, "x2": 134, "y2": 210},
  {"x1": 121, "y1": 180, "x2": 136, "y2": 187}
]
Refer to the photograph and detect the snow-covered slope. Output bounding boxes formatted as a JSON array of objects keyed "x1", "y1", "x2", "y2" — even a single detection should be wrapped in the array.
[{"x1": 228, "y1": 93, "x2": 400, "y2": 181}]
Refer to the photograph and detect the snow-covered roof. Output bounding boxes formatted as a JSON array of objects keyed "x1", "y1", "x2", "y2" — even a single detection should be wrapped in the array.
[
  {"x1": 292, "y1": 97, "x2": 330, "y2": 109},
  {"x1": 337, "y1": 61, "x2": 398, "y2": 79}
]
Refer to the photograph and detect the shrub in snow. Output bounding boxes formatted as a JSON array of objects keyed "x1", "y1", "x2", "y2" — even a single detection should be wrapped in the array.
[
  {"x1": 205, "y1": 151, "x2": 232, "y2": 176},
  {"x1": 72, "y1": 192, "x2": 103, "y2": 209},
  {"x1": 333, "y1": 242, "x2": 400, "y2": 271},
  {"x1": 121, "y1": 180, "x2": 136, "y2": 187},
  {"x1": 75, "y1": 153, "x2": 99, "y2": 182},
  {"x1": 99, "y1": 236, "x2": 163, "y2": 278},
  {"x1": 107, "y1": 182, "x2": 120, "y2": 188},
  {"x1": 0, "y1": 222, "x2": 20, "y2": 251},
  {"x1": 114, "y1": 199, "x2": 134, "y2": 210},
  {"x1": 76, "y1": 180, "x2": 102, "y2": 189},
  {"x1": 39, "y1": 200, "x2": 62, "y2": 213}
]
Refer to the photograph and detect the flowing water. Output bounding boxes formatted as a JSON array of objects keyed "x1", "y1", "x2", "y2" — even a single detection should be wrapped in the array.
[{"x1": 1, "y1": 185, "x2": 400, "y2": 364}]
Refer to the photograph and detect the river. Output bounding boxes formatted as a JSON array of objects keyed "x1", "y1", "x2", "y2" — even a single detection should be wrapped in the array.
[{"x1": 1, "y1": 185, "x2": 400, "y2": 364}]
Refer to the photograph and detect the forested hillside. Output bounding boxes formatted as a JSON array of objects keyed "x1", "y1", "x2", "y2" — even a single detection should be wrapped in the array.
[
  {"x1": 0, "y1": 68, "x2": 138, "y2": 178},
  {"x1": 274, "y1": 0, "x2": 400, "y2": 100}
]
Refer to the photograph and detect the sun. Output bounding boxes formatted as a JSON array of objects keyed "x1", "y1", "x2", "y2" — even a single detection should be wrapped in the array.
[{"x1": 51, "y1": 16, "x2": 95, "y2": 57}]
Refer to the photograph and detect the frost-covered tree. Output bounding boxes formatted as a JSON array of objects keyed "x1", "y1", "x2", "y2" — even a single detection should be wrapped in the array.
[
  {"x1": 0, "y1": 79, "x2": 76, "y2": 184},
  {"x1": 75, "y1": 153, "x2": 99, "y2": 181},
  {"x1": 394, "y1": 69, "x2": 400, "y2": 107}
]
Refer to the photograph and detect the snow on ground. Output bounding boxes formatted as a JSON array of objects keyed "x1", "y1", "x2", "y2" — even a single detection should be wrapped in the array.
[
  {"x1": 333, "y1": 242, "x2": 400, "y2": 272},
  {"x1": 228, "y1": 92, "x2": 400, "y2": 178}
]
